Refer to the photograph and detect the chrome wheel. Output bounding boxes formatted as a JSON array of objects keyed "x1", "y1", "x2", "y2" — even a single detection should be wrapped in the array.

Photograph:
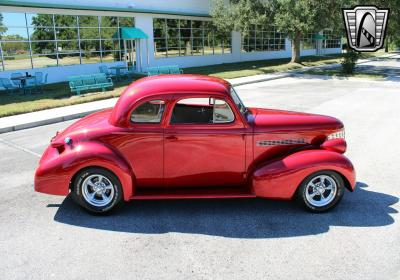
[
  {"x1": 82, "y1": 174, "x2": 115, "y2": 207},
  {"x1": 305, "y1": 175, "x2": 337, "y2": 207}
]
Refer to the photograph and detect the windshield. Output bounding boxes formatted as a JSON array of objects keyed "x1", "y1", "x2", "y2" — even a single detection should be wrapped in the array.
[{"x1": 230, "y1": 87, "x2": 248, "y2": 116}]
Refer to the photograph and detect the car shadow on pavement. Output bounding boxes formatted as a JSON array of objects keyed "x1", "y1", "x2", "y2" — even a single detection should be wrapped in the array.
[{"x1": 53, "y1": 182, "x2": 398, "y2": 238}]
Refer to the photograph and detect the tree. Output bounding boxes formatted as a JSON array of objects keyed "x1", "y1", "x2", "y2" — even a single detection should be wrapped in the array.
[
  {"x1": 0, "y1": 13, "x2": 7, "y2": 39},
  {"x1": 211, "y1": 0, "x2": 346, "y2": 63},
  {"x1": 273, "y1": 0, "x2": 316, "y2": 63},
  {"x1": 30, "y1": 14, "x2": 55, "y2": 56},
  {"x1": 211, "y1": 0, "x2": 270, "y2": 38},
  {"x1": 29, "y1": 14, "x2": 104, "y2": 58},
  {"x1": 370, "y1": 0, "x2": 400, "y2": 51},
  {"x1": 274, "y1": 0, "x2": 346, "y2": 63},
  {"x1": 1, "y1": 35, "x2": 28, "y2": 55}
]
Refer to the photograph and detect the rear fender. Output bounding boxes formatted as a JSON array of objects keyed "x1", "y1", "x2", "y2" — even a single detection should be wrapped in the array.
[
  {"x1": 35, "y1": 141, "x2": 134, "y2": 201},
  {"x1": 251, "y1": 150, "x2": 356, "y2": 200}
]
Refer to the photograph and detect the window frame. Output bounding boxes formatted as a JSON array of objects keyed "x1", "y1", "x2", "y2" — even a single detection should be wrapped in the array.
[
  {"x1": 168, "y1": 95, "x2": 237, "y2": 126},
  {"x1": 153, "y1": 18, "x2": 231, "y2": 59},
  {"x1": 300, "y1": 33, "x2": 316, "y2": 50},
  {"x1": 323, "y1": 30, "x2": 341, "y2": 49},
  {"x1": 129, "y1": 98, "x2": 166, "y2": 125},
  {"x1": 242, "y1": 25, "x2": 285, "y2": 53},
  {"x1": 0, "y1": 11, "x2": 135, "y2": 71}
]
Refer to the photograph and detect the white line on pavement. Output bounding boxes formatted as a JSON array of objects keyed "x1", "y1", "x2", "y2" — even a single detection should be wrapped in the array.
[{"x1": 0, "y1": 137, "x2": 41, "y2": 158}]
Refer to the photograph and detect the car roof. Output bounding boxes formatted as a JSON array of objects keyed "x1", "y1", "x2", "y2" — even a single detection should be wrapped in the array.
[
  {"x1": 130, "y1": 74, "x2": 230, "y2": 96},
  {"x1": 109, "y1": 74, "x2": 232, "y2": 126}
]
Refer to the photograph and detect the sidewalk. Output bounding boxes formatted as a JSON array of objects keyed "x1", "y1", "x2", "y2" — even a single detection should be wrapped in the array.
[
  {"x1": 0, "y1": 54, "x2": 394, "y2": 134},
  {"x1": 0, "y1": 98, "x2": 118, "y2": 133}
]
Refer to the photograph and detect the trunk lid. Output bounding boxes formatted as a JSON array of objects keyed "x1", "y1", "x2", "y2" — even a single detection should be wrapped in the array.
[{"x1": 53, "y1": 109, "x2": 113, "y2": 142}]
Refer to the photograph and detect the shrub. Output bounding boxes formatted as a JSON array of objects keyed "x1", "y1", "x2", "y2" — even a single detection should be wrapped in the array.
[{"x1": 341, "y1": 51, "x2": 359, "y2": 74}]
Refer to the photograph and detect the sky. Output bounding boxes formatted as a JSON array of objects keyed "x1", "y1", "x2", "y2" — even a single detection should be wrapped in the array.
[{"x1": 2, "y1": 12, "x2": 34, "y2": 38}]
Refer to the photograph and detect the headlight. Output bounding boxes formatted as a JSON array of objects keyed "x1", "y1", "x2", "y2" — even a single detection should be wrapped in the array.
[{"x1": 327, "y1": 128, "x2": 345, "y2": 140}]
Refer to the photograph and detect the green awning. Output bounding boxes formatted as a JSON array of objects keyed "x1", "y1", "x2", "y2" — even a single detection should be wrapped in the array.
[
  {"x1": 313, "y1": 33, "x2": 325, "y2": 40},
  {"x1": 113, "y1": 27, "x2": 148, "y2": 40}
]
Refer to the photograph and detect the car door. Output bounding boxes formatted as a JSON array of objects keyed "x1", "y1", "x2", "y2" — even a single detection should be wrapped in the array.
[
  {"x1": 111, "y1": 98, "x2": 166, "y2": 188},
  {"x1": 164, "y1": 95, "x2": 246, "y2": 188}
]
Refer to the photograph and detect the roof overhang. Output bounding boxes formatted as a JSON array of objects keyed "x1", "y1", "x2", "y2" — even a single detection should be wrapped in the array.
[{"x1": 0, "y1": 0, "x2": 211, "y2": 18}]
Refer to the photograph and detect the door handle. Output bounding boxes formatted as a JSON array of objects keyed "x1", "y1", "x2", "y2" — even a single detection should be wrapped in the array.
[{"x1": 166, "y1": 135, "x2": 178, "y2": 141}]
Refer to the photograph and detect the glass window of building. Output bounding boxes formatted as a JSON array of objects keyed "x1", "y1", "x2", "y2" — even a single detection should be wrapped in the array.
[
  {"x1": 167, "y1": 19, "x2": 179, "y2": 57},
  {"x1": 301, "y1": 33, "x2": 316, "y2": 50},
  {"x1": 242, "y1": 25, "x2": 285, "y2": 52},
  {"x1": 153, "y1": 18, "x2": 167, "y2": 58},
  {"x1": 153, "y1": 18, "x2": 231, "y2": 58},
  {"x1": 0, "y1": 12, "x2": 31, "y2": 70},
  {"x1": 0, "y1": 12, "x2": 135, "y2": 71},
  {"x1": 323, "y1": 30, "x2": 341, "y2": 48}
]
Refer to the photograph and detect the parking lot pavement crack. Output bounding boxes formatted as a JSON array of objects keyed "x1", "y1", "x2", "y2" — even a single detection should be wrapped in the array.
[{"x1": 0, "y1": 137, "x2": 41, "y2": 158}]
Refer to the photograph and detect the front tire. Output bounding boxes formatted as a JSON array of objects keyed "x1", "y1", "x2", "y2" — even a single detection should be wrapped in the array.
[
  {"x1": 71, "y1": 167, "x2": 123, "y2": 214},
  {"x1": 296, "y1": 171, "x2": 345, "y2": 213}
]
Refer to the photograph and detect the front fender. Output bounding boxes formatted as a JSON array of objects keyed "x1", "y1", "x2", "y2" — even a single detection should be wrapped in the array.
[
  {"x1": 251, "y1": 150, "x2": 356, "y2": 200},
  {"x1": 35, "y1": 141, "x2": 134, "y2": 201}
]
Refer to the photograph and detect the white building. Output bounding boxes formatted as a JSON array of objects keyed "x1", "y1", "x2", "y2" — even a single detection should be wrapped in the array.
[{"x1": 0, "y1": 0, "x2": 342, "y2": 83}]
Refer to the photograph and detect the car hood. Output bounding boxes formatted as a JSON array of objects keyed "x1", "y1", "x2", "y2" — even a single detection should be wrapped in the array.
[{"x1": 250, "y1": 108, "x2": 343, "y2": 132}]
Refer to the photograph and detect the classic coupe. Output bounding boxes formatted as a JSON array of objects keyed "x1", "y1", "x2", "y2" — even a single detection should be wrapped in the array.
[{"x1": 35, "y1": 75, "x2": 355, "y2": 214}]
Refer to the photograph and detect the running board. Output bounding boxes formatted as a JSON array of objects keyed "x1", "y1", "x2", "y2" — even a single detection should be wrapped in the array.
[{"x1": 130, "y1": 187, "x2": 256, "y2": 200}]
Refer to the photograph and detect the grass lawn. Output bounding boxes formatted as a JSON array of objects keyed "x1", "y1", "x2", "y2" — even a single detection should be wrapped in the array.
[
  {"x1": 0, "y1": 78, "x2": 140, "y2": 118},
  {"x1": 184, "y1": 54, "x2": 347, "y2": 79}
]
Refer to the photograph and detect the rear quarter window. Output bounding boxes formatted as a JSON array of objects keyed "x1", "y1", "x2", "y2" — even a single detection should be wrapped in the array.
[{"x1": 131, "y1": 100, "x2": 165, "y2": 123}]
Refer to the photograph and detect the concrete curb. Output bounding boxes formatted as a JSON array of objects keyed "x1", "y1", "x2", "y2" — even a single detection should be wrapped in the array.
[
  {"x1": 230, "y1": 73, "x2": 292, "y2": 86},
  {"x1": 0, "y1": 109, "x2": 100, "y2": 134},
  {"x1": 0, "y1": 54, "x2": 394, "y2": 134}
]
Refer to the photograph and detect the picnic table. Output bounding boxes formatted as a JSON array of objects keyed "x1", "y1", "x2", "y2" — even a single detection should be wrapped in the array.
[
  {"x1": 109, "y1": 65, "x2": 129, "y2": 81},
  {"x1": 11, "y1": 75, "x2": 37, "y2": 94}
]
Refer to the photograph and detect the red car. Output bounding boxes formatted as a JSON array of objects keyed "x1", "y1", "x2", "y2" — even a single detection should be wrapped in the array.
[{"x1": 35, "y1": 75, "x2": 356, "y2": 214}]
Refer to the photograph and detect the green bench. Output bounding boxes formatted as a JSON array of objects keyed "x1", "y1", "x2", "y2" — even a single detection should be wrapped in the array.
[
  {"x1": 68, "y1": 73, "x2": 113, "y2": 95},
  {"x1": 147, "y1": 65, "x2": 183, "y2": 76}
]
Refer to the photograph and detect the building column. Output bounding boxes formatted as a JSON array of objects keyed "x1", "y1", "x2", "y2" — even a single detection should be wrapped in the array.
[
  {"x1": 285, "y1": 38, "x2": 292, "y2": 56},
  {"x1": 134, "y1": 15, "x2": 154, "y2": 71},
  {"x1": 231, "y1": 31, "x2": 242, "y2": 62}
]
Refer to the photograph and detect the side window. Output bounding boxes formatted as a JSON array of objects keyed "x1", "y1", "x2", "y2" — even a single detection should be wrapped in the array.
[
  {"x1": 171, "y1": 97, "x2": 234, "y2": 124},
  {"x1": 131, "y1": 100, "x2": 165, "y2": 123},
  {"x1": 213, "y1": 98, "x2": 235, "y2": 123}
]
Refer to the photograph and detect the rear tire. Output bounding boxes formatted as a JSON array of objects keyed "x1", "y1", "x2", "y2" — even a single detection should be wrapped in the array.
[
  {"x1": 296, "y1": 170, "x2": 344, "y2": 213},
  {"x1": 71, "y1": 167, "x2": 123, "y2": 214}
]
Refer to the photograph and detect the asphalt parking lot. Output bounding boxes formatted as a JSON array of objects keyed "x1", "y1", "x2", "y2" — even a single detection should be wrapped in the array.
[{"x1": 0, "y1": 61, "x2": 399, "y2": 279}]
